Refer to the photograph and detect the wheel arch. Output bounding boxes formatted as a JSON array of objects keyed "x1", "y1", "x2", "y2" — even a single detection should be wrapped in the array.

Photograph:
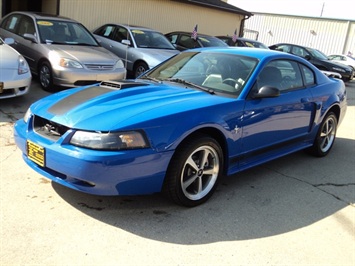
[
  {"x1": 133, "y1": 59, "x2": 148, "y2": 70},
  {"x1": 327, "y1": 104, "x2": 340, "y2": 122},
  {"x1": 170, "y1": 126, "x2": 229, "y2": 175},
  {"x1": 36, "y1": 57, "x2": 51, "y2": 75}
]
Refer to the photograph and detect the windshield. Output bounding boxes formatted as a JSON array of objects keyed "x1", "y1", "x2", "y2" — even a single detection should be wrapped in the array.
[
  {"x1": 307, "y1": 47, "x2": 328, "y2": 60},
  {"x1": 144, "y1": 51, "x2": 258, "y2": 96},
  {"x1": 198, "y1": 36, "x2": 228, "y2": 47},
  {"x1": 37, "y1": 20, "x2": 99, "y2": 45},
  {"x1": 132, "y1": 29, "x2": 176, "y2": 49}
]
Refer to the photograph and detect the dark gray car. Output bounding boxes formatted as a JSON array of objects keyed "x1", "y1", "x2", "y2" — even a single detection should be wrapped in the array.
[
  {"x1": 269, "y1": 43, "x2": 354, "y2": 81},
  {"x1": 93, "y1": 24, "x2": 179, "y2": 78},
  {"x1": 0, "y1": 12, "x2": 126, "y2": 91}
]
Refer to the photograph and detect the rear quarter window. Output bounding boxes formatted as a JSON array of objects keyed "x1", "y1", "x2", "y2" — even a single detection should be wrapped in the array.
[{"x1": 1, "y1": 15, "x2": 21, "y2": 34}]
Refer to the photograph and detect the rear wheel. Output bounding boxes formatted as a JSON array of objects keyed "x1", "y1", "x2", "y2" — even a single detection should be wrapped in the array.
[
  {"x1": 39, "y1": 62, "x2": 54, "y2": 91},
  {"x1": 163, "y1": 134, "x2": 223, "y2": 207},
  {"x1": 308, "y1": 112, "x2": 337, "y2": 157}
]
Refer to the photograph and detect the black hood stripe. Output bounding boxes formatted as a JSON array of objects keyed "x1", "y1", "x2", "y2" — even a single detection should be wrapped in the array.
[{"x1": 48, "y1": 86, "x2": 112, "y2": 115}]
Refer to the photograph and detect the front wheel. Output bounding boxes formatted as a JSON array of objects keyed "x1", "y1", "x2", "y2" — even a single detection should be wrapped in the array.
[
  {"x1": 39, "y1": 62, "x2": 54, "y2": 91},
  {"x1": 163, "y1": 135, "x2": 223, "y2": 207},
  {"x1": 134, "y1": 62, "x2": 148, "y2": 78},
  {"x1": 308, "y1": 112, "x2": 337, "y2": 157}
]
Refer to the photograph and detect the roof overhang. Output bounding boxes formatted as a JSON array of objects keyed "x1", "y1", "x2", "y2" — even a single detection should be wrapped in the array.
[{"x1": 172, "y1": 0, "x2": 253, "y2": 16}]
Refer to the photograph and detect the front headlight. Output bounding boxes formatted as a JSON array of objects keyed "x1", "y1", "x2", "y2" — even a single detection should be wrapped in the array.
[
  {"x1": 114, "y1": 59, "x2": 124, "y2": 69},
  {"x1": 18, "y1": 55, "x2": 29, "y2": 74},
  {"x1": 23, "y1": 108, "x2": 32, "y2": 123},
  {"x1": 70, "y1": 130, "x2": 149, "y2": 150},
  {"x1": 332, "y1": 67, "x2": 346, "y2": 73},
  {"x1": 59, "y1": 58, "x2": 83, "y2": 69}
]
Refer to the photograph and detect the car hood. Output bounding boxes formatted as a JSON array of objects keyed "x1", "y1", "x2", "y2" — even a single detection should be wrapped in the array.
[
  {"x1": 320, "y1": 58, "x2": 351, "y2": 70},
  {"x1": 0, "y1": 44, "x2": 20, "y2": 68},
  {"x1": 47, "y1": 44, "x2": 119, "y2": 63},
  {"x1": 31, "y1": 80, "x2": 232, "y2": 130},
  {"x1": 134, "y1": 48, "x2": 180, "y2": 67}
]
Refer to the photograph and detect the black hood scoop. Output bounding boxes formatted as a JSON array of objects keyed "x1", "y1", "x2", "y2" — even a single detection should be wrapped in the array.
[{"x1": 100, "y1": 80, "x2": 147, "y2": 90}]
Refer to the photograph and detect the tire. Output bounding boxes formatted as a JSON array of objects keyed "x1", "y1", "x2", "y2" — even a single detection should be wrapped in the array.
[
  {"x1": 39, "y1": 62, "x2": 54, "y2": 91},
  {"x1": 163, "y1": 134, "x2": 223, "y2": 207},
  {"x1": 134, "y1": 62, "x2": 148, "y2": 78},
  {"x1": 308, "y1": 112, "x2": 337, "y2": 157}
]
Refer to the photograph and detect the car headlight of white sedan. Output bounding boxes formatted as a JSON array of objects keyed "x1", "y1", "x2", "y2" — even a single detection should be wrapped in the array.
[
  {"x1": 18, "y1": 55, "x2": 30, "y2": 74},
  {"x1": 70, "y1": 130, "x2": 149, "y2": 150}
]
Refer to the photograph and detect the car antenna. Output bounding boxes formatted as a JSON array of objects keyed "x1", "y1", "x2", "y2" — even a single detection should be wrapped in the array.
[{"x1": 124, "y1": 7, "x2": 130, "y2": 78}]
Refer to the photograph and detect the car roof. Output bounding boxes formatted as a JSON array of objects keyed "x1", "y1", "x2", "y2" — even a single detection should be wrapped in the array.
[
  {"x1": 270, "y1": 43, "x2": 314, "y2": 49},
  {"x1": 4, "y1": 11, "x2": 75, "y2": 22},
  {"x1": 166, "y1": 31, "x2": 218, "y2": 37},
  {"x1": 216, "y1": 36, "x2": 263, "y2": 43},
  {"x1": 193, "y1": 46, "x2": 299, "y2": 60},
  {"x1": 105, "y1": 23, "x2": 160, "y2": 32}
]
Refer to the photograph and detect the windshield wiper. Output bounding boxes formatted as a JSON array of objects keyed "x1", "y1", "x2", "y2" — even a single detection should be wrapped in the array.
[
  {"x1": 139, "y1": 75, "x2": 162, "y2": 83},
  {"x1": 165, "y1": 78, "x2": 215, "y2": 94}
]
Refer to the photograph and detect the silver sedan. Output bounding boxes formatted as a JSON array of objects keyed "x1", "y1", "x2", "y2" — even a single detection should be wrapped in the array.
[
  {"x1": 93, "y1": 24, "x2": 180, "y2": 78},
  {"x1": 0, "y1": 37, "x2": 31, "y2": 99},
  {"x1": 0, "y1": 12, "x2": 126, "y2": 91}
]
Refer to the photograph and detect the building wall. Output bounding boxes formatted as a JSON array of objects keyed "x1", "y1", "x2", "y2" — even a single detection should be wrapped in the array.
[
  {"x1": 58, "y1": 0, "x2": 243, "y2": 35},
  {"x1": 42, "y1": 0, "x2": 57, "y2": 14},
  {"x1": 243, "y1": 13, "x2": 355, "y2": 55}
]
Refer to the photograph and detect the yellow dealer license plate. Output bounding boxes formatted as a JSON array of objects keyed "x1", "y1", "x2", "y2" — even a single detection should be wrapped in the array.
[{"x1": 27, "y1": 140, "x2": 45, "y2": 167}]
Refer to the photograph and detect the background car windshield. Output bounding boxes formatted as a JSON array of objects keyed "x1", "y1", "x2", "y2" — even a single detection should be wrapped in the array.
[
  {"x1": 132, "y1": 30, "x2": 175, "y2": 49},
  {"x1": 307, "y1": 48, "x2": 328, "y2": 60},
  {"x1": 147, "y1": 51, "x2": 258, "y2": 95},
  {"x1": 199, "y1": 36, "x2": 227, "y2": 47},
  {"x1": 38, "y1": 20, "x2": 98, "y2": 45}
]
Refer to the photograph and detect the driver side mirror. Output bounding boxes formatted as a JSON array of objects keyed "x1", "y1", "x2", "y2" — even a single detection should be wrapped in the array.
[
  {"x1": 23, "y1": 33, "x2": 38, "y2": 43},
  {"x1": 252, "y1": 86, "x2": 280, "y2": 99},
  {"x1": 122, "y1": 39, "x2": 131, "y2": 46}
]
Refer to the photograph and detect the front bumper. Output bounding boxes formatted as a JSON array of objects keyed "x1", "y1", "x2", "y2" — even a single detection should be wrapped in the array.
[
  {"x1": 0, "y1": 71, "x2": 31, "y2": 99},
  {"x1": 52, "y1": 67, "x2": 127, "y2": 88},
  {"x1": 14, "y1": 118, "x2": 172, "y2": 196}
]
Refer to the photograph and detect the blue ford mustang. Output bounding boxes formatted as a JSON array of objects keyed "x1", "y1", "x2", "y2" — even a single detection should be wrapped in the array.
[{"x1": 14, "y1": 47, "x2": 347, "y2": 206}]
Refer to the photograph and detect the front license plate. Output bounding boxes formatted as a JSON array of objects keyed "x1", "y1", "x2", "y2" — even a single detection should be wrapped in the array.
[
  {"x1": 0, "y1": 82, "x2": 3, "y2": 94},
  {"x1": 27, "y1": 140, "x2": 45, "y2": 167}
]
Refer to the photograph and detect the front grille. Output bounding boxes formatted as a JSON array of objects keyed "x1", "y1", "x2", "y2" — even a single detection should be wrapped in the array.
[
  {"x1": 84, "y1": 64, "x2": 114, "y2": 71},
  {"x1": 33, "y1": 115, "x2": 70, "y2": 141},
  {"x1": 73, "y1": 80, "x2": 99, "y2": 86}
]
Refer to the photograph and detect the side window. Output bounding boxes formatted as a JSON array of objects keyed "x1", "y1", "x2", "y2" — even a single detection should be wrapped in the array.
[
  {"x1": 179, "y1": 34, "x2": 197, "y2": 49},
  {"x1": 102, "y1": 25, "x2": 115, "y2": 39},
  {"x1": 166, "y1": 34, "x2": 178, "y2": 44},
  {"x1": 18, "y1": 16, "x2": 35, "y2": 36},
  {"x1": 300, "y1": 64, "x2": 316, "y2": 86},
  {"x1": 113, "y1": 26, "x2": 129, "y2": 43},
  {"x1": 1, "y1": 15, "x2": 21, "y2": 34},
  {"x1": 257, "y1": 60, "x2": 304, "y2": 91},
  {"x1": 292, "y1": 46, "x2": 309, "y2": 59},
  {"x1": 275, "y1": 44, "x2": 291, "y2": 53}
]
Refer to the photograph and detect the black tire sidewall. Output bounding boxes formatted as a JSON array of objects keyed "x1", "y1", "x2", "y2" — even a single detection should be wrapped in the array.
[
  {"x1": 165, "y1": 135, "x2": 223, "y2": 207},
  {"x1": 312, "y1": 112, "x2": 338, "y2": 157},
  {"x1": 134, "y1": 62, "x2": 148, "y2": 78},
  {"x1": 39, "y1": 62, "x2": 54, "y2": 91}
]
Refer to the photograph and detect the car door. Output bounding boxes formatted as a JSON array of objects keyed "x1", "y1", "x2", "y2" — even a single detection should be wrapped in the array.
[
  {"x1": 95, "y1": 25, "x2": 132, "y2": 70},
  {"x1": 0, "y1": 14, "x2": 39, "y2": 72},
  {"x1": 239, "y1": 59, "x2": 316, "y2": 169}
]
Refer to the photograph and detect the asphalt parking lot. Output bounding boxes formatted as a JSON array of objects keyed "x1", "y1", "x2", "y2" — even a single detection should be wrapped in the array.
[{"x1": 1, "y1": 78, "x2": 354, "y2": 265}]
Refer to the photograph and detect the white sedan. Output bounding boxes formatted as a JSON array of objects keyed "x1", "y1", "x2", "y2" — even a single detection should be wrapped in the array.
[
  {"x1": 328, "y1": 54, "x2": 355, "y2": 71},
  {"x1": 0, "y1": 38, "x2": 31, "y2": 99}
]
